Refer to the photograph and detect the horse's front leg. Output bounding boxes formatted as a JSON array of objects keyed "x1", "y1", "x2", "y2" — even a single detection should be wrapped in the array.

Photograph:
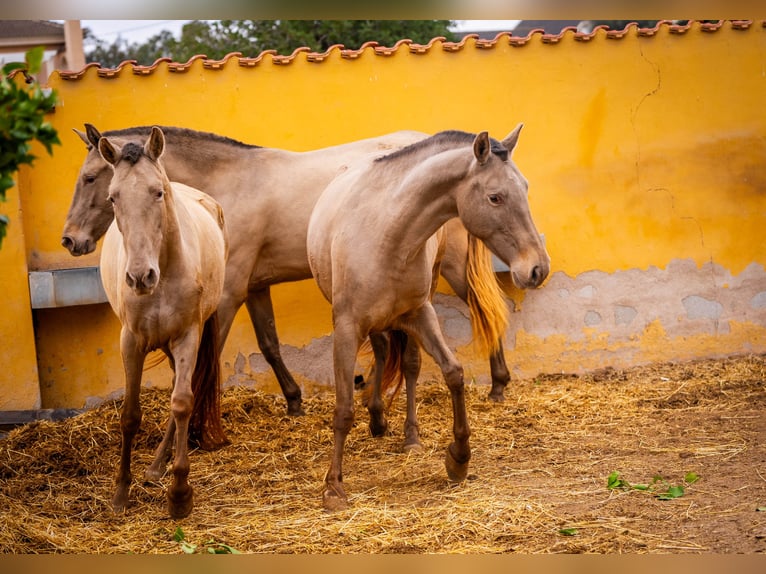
[
  {"x1": 165, "y1": 329, "x2": 200, "y2": 519},
  {"x1": 487, "y1": 342, "x2": 511, "y2": 402},
  {"x1": 113, "y1": 328, "x2": 146, "y2": 513},
  {"x1": 406, "y1": 303, "x2": 471, "y2": 482},
  {"x1": 366, "y1": 332, "x2": 390, "y2": 437},
  {"x1": 324, "y1": 315, "x2": 363, "y2": 511},
  {"x1": 245, "y1": 287, "x2": 304, "y2": 416}
]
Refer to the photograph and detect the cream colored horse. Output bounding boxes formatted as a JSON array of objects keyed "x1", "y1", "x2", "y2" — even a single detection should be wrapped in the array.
[
  {"x1": 99, "y1": 127, "x2": 228, "y2": 518},
  {"x1": 307, "y1": 127, "x2": 550, "y2": 510}
]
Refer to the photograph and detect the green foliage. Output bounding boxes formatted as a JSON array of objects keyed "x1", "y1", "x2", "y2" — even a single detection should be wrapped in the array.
[
  {"x1": 558, "y1": 528, "x2": 578, "y2": 536},
  {"x1": 607, "y1": 471, "x2": 700, "y2": 500},
  {"x1": 0, "y1": 47, "x2": 60, "y2": 248},
  {"x1": 85, "y1": 20, "x2": 457, "y2": 68},
  {"x1": 173, "y1": 526, "x2": 241, "y2": 554}
]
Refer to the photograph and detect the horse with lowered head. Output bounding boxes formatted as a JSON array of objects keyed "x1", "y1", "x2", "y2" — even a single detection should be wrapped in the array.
[{"x1": 307, "y1": 125, "x2": 549, "y2": 510}]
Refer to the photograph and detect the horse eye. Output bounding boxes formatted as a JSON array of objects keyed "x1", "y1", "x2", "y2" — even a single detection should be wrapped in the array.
[
  {"x1": 155, "y1": 189, "x2": 164, "y2": 200},
  {"x1": 84, "y1": 175, "x2": 96, "y2": 185},
  {"x1": 487, "y1": 193, "x2": 503, "y2": 206}
]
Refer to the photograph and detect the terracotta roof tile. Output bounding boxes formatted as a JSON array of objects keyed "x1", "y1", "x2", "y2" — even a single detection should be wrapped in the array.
[
  {"x1": 203, "y1": 52, "x2": 242, "y2": 69},
  {"x1": 48, "y1": 21, "x2": 760, "y2": 82}
]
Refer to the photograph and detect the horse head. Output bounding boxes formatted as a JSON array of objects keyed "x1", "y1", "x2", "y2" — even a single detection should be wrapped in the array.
[
  {"x1": 61, "y1": 124, "x2": 118, "y2": 256},
  {"x1": 99, "y1": 126, "x2": 170, "y2": 296},
  {"x1": 456, "y1": 125, "x2": 550, "y2": 290}
]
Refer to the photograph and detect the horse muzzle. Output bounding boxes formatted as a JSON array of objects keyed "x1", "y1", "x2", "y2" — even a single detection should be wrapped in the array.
[
  {"x1": 61, "y1": 233, "x2": 96, "y2": 256},
  {"x1": 510, "y1": 254, "x2": 550, "y2": 290},
  {"x1": 125, "y1": 267, "x2": 159, "y2": 295}
]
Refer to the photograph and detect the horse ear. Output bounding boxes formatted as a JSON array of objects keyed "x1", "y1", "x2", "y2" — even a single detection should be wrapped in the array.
[
  {"x1": 98, "y1": 137, "x2": 120, "y2": 166},
  {"x1": 501, "y1": 123, "x2": 524, "y2": 154},
  {"x1": 473, "y1": 131, "x2": 491, "y2": 165},
  {"x1": 84, "y1": 123, "x2": 102, "y2": 148},
  {"x1": 145, "y1": 126, "x2": 165, "y2": 161},
  {"x1": 73, "y1": 128, "x2": 90, "y2": 147}
]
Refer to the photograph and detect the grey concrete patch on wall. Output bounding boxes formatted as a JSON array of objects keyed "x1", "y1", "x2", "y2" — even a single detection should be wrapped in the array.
[{"x1": 511, "y1": 259, "x2": 766, "y2": 343}]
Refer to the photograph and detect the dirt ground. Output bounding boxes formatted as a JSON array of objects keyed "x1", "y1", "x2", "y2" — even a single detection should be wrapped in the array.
[{"x1": 0, "y1": 354, "x2": 764, "y2": 554}]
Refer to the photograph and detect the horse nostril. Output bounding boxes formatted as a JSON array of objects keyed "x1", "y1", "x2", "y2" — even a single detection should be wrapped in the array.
[
  {"x1": 144, "y1": 268, "x2": 158, "y2": 288},
  {"x1": 531, "y1": 265, "x2": 542, "y2": 286},
  {"x1": 125, "y1": 272, "x2": 136, "y2": 289},
  {"x1": 61, "y1": 236, "x2": 74, "y2": 251}
]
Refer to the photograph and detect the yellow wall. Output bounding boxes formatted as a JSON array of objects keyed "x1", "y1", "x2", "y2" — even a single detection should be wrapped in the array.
[
  {"x1": 4, "y1": 22, "x2": 765, "y2": 408},
  {"x1": 0, "y1": 174, "x2": 41, "y2": 410}
]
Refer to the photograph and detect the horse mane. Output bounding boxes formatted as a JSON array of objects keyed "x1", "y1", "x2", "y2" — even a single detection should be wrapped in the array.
[
  {"x1": 465, "y1": 234, "x2": 509, "y2": 356},
  {"x1": 375, "y1": 130, "x2": 508, "y2": 163},
  {"x1": 103, "y1": 125, "x2": 259, "y2": 150}
]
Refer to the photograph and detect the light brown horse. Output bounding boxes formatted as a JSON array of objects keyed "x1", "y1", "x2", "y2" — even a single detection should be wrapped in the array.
[
  {"x1": 61, "y1": 126, "x2": 517, "y2": 421},
  {"x1": 307, "y1": 127, "x2": 550, "y2": 510},
  {"x1": 98, "y1": 126, "x2": 228, "y2": 518}
]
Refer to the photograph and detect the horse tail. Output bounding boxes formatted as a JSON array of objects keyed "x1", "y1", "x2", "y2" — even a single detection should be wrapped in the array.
[
  {"x1": 465, "y1": 233, "x2": 509, "y2": 357},
  {"x1": 142, "y1": 350, "x2": 167, "y2": 371},
  {"x1": 188, "y1": 311, "x2": 229, "y2": 451},
  {"x1": 364, "y1": 330, "x2": 407, "y2": 409}
]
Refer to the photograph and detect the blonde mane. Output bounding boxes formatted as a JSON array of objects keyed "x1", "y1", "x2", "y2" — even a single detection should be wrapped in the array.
[{"x1": 465, "y1": 234, "x2": 509, "y2": 356}]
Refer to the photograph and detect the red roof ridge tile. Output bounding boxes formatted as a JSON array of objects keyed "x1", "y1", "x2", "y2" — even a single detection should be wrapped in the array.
[
  {"x1": 168, "y1": 54, "x2": 208, "y2": 73},
  {"x1": 306, "y1": 44, "x2": 344, "y2": 63},
  {"x1": 238, "y1": 50, "x2": 278, "y2": 67},
  {"x1": 96, "y1": 60, "x2": 137, "y2": 79},
  {"x1": 374, "y1": 38, "x2": 412, "y2": 56},
  {"x1": 341, "y1": 41, "x2": 378, "y2": 59},
  {"x1": 202, "y1": 52, "x2": 242, "y2": 69},
  {"x1": 132, "y1": 57, "x2": 172, "y2": 75},
  {"x1": 409, "y1": 36, "x2": 446, "y2": 54},
  {"x1": 442, "y1": 33, "x2": 478, "y2": 52}
]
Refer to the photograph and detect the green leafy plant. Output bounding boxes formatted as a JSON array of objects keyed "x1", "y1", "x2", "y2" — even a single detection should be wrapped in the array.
[
  {"x1": 0, "y1": 46, "x2": 60, "y2": 248},
  {"x1": 607, "y1": 470, "x2": 699, "y2": 500},
  {"x1": 173, "y1": 526, "x2": 241, "y2": 554}
]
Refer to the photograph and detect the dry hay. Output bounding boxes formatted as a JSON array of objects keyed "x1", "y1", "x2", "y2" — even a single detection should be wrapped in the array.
[{"x1": 0, "y1": 354, "x2": 764, "y2": 554}]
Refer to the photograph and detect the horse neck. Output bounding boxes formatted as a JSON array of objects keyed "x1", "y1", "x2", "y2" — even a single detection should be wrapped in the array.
[
  {"x1": 156, "y1": 180, "x2": 185, "y2": 272},
  {"x1": 384, "y1": 148, "x2": 473, "y2": 251}
]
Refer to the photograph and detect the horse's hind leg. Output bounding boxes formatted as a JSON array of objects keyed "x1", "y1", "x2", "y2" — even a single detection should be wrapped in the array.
[
  {"x1": 404, "y1": 303, "x2": 470, "y2": 482},
  {"x1": 402, "y1": 336, "x2": 423, "y2": 451},
  {"x1": 113, "y1": 329, "x2": 146, "y2": 513},
  {"x1": 145, "y1": 351, "x2": 176, "y2": 481},
  {"x1": 487, "y1": 342, "x2": 511, "y2": 402},
  {"x1": 245, "y1": 288, "x2": 304, "y2": 416},
  {"x1": 145, "y1": 418, "x2": 175, "y2": 481},
  {"x1": 366, "y1": 332, "x2": 389, "y2": 437},
  {"x1": 323, "y1": 315, "x2": 363, "y2": 511}
]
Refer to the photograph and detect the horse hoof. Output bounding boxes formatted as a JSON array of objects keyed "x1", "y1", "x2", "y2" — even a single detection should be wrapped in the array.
[
  {"x1": 287, "y1": 400, "x2": 305, "y2": 417},
  {"x1": 403, "y1": 440, "x2": 423, "y2": 453},
  {"x1": 445, "y1": 446, "x2": 469, "y2": 483},
  {"x1": 369, "y1": 418, "x2": 388, "y2": 438},
  {"x1": 487, "y1": 389, "x2": 506, "y2": 403},
  {"x1": 112, "y1": 485, "x2": 130, "y2": 514},
  {"x1": 168, "y1": 484, "x2": 194, "y2": 519},
  {"x1": 144, "y1": 466, "x2": 163, "y2": 482},
  {"x1": 322, "y1": 484, "x2": 349, "y2": 512}
]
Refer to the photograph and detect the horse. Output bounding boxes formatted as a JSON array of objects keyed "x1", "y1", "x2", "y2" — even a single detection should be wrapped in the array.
[
  {"x1": 98, "y1": 126, "x2": 229, "y2": 518},
  {"x1": 62, "y1": 126, "x2": 518, "y2": 424},
  {"x1": 306, "y1": 126, "x2": 550, "y2": 510}
]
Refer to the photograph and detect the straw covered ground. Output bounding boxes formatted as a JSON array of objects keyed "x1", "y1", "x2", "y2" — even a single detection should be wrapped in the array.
[{"x1": 0, "y1": 354, "x2": 764, "y2": 554}]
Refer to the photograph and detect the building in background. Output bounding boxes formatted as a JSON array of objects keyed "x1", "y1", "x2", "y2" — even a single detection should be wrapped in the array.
[{"x1": 0, "y1": 20, "x2": 84, "y2": 80}]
